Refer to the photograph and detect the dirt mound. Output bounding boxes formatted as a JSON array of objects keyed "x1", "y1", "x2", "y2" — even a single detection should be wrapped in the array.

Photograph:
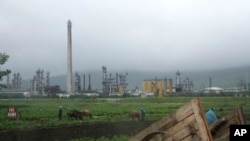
[{"x1": 0, "y1": 121, "x2": 154, "y2": 141}]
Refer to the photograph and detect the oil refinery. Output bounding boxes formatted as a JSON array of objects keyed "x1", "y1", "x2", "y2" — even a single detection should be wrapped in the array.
[{"x1": 0, "y1": 20, "x2": 202, "y2": 97}]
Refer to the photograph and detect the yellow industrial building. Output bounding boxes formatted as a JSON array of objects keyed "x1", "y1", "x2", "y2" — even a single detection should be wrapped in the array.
[
  {"x1": 142, "y1": 79, "x2": 173, "y2": 97},
  {"x1": 118, "y1": 85, "x2": 124, "y2": 94}
]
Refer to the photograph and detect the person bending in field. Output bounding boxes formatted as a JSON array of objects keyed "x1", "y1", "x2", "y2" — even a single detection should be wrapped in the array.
[
  {"x1": 140, "y1": 108, "x2": 146, "y2": 121},
  {"x1": 205, "y1": 108, "x2": 218, "y2": 125}
]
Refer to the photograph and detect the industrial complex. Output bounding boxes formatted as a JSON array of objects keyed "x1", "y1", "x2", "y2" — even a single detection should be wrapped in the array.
[
  {"x1": 1, "y1": 20, "x2": 246, "y2": 98},
  {"x1": 1, "y1": 65, "x2": 195, "y2": 97}
]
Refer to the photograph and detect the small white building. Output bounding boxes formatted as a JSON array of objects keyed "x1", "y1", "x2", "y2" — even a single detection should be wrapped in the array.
[
  {"x1": 57, "y1": 93, "x2": 70, "y2": 98},
  {"x1": 84, "y1": 93, "x2": 100, "y2": 96},
  {"x1": 141, "y1": 92, "x2": 155, "y2": 97},
  {"x1": 204, "y1": 87, "x2": 224, "y2": 94}
]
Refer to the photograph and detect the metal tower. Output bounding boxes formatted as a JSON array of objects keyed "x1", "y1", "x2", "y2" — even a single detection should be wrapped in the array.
[
  {"x1": 12, "y1": 72, "x2": 21, "y2": 89},
  {"x1": 74, "y1": 72, "x2": 81, "y2": 93},
  {"x1": 36, "y1": 69, "x2": 44, "y2": 94},
  {"x1": 175, "y1": 71, "x2": 182, "y2": 92},
  {"x1": 102, "y1": 66, "x2": 109, "y2": 94},
  {"x1": 83, "y1": 74, "x2": 85, "y2": 92},
  {"x1": 119, "y1": 72, "x2": 128, "y2": 93},
  {"x1": 176, "y1": 71, "x2": 181, "y2": 86},
  {"x1": 46, "y1": 72, "x2": 50, "y2": 88},
  {"x1": 87, "y1": 74, "x2": 92, "y2": 92},
  {"x1": 6, "y1": 73, "x2": 10, "y2": 88}
]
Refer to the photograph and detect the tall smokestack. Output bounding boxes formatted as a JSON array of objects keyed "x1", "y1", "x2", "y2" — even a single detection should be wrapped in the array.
[
  {"x1": 67, "y1": 20, "x2": 72, "y2": 95},
  {"x1": 83, "y1": 74, "x2": 85, "y2": 92},
  {"x1": 88, "y1": 74, "x2": 92, "y2": 91}
]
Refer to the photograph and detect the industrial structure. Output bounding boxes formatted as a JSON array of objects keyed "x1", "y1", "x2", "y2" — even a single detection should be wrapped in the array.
[
  {"x1": 44, "y1": 71, "x2": 61, "y2": 94},
  {"x1": 102, "y1": 66, "x2": 128, "y2": 94},
  {"x1": 175, "y1": 70, "x2": 194, "y2": 93},
  {"x1": 12, "y1": 73, "x2": 22, "y2": 89},
  {"x1": 83, "y1": 74, "x2": 85, "y2": 92},
  {"x1": 182, "y1": 77, "x2": 193, "y2": 92},
  {"x1": 74, "y1": 72, "x2": 81, "y2": 93},
  {"x1": 1, "y1": 21, "x2": 199, "y2": 97},
  {"x1": 74, "y1": 72, "x2": 96, "y2": 93},
  {"x1": 6, "y1": 74, "x2": 10, "y2": 88},
  {"x1": 29, "y1": 69, "x2": 61, "y2": 95},
  {"x1": 141, "y1": 70, "x2": 194, "y2": 95},
  {"x1": 175, "y1": 71, "x2": 182, "y2": 92},
  {"x1": 142, "y1": 78, "x2": 173, "y2": 97},
  {"x1": 87, "y1": 74, "x2": 92, "y2": 92},
  {"x1": 30, "y1": 69, "x2": 45, "y2": 94},
  {"x1": 5, "y1": 72, "x2": 22, "y2": 89},
  {"x1": 67, "y1": 20, "x2": 73, "y2": 95},
  {"x1": 118, "y1": 72, "x2": 128, "y2": 94}
]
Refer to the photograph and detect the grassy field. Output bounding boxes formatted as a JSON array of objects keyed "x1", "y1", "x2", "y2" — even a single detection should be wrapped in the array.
[
  {"x1": 0, "y1": 96, "x2": 249, "y2": 131},
  {"x1": 0, "y1": 96, "x2": 249, "y2": 141}
]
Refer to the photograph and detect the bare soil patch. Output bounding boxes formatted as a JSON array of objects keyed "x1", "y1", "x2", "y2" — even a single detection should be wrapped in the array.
[{"x1": 0, "y1": 121, "x2": 154, "y2": 141}]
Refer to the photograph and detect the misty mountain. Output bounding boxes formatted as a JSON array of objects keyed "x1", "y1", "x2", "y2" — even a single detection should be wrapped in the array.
[{"x1": 21, "y1": 65, "x2": 250, "y2": 92}]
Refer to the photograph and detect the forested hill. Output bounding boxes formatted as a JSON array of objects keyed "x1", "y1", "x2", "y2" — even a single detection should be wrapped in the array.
[{"x1": 21, "y1": 65, "x2": 250, "y2": 92}]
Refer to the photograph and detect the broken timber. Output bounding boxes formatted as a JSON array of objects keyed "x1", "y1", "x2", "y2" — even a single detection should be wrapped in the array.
[
  {"x1": 129, "y1": 98, "x2": 213, "y2": 141},
  {"x1": 209, "y1": 106, "x2": 246, "y2": 141}
]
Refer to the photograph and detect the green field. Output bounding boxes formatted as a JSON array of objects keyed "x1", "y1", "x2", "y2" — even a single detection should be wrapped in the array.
[{"x1": 1, "y1": 96, "x2": 250, "y2": 131}]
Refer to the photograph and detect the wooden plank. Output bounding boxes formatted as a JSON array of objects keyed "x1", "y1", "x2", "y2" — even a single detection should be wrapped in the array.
[
  {"x1": 210, "y1": 117, "x2": 227, "y2": 136},
  {"x1": 167, "y1": 122, "x2": 199, "y2": 141},
  {"x1": 175, "y1": 101, "x2": 194, "y2": 121},
  {"x1": 129, "y1": 113, "x2": 178, "y2": 141},
  {"x1": 158, "y1": 114, "x2": 179, "y2": 131},
  {"x1": 214, "y1": 133, "x2": 229, "y2": 141},
  {"x1": 236, "y1": 106, "x2": 246, "y2": 124},
  {"x1": 192, "y1": 98, "x2": 213, "y2": 141},
  {"x1": 169, "y1": 126, "x2": 193, "y2": 140},
  {"x1": 164, "y1": 114, "x2": 196, "y2": 136},
  {"x1": 160, "y1": 105, "x2": 194, "y2": 131},
  {"x1": 165, "y1": 137, "x2": 173, "y2": 141},
  {"x1": 129, "y1": 101, "x2": 194, "y2": 141},
  {"x1": 140, "y1": 131, "x2": 165, "y2": 141},
  {"x1": 182, "y1": 135, "x2": 196, "y2": 141}
]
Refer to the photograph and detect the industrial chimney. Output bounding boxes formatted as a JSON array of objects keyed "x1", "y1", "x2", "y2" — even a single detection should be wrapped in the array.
[{"x1": 67, "y1": 20, "x2": 72, "y2": 95}]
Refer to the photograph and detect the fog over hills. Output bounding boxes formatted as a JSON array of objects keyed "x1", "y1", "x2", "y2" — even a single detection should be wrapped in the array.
[
  {"x1": 3, "y1": 0, "x2": 250, "y2": 92},
  {"x1": 21, "y1": 65, "x2": 250, "y2": 92}
]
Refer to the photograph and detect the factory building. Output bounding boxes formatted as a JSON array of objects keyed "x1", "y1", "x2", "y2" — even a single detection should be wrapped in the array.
[
  {"x1": 204, "y1": 87, "x2": 224, "y2": 94},
  {"x1": 175, "y1": 71, "x2": 194, "y2": 93},
  {"x1": 142, "y1": 79, "x2": 173, "y2": 97},
  {"x1": 102, "y1": 66, "x2": 128, "y2": 95}
]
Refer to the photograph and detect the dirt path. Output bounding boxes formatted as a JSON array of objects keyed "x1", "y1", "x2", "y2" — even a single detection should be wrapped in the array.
[{"x1": 0, "y1": 121, "x2": 155, "y2": 141}]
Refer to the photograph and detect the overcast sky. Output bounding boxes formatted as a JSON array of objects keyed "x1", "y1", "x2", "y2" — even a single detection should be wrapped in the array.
[{"x1": 1, "y1": 0, "x2": 250, "y2": 80}]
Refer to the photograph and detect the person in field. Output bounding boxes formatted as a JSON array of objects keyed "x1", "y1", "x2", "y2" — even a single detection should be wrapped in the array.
[
  {"x1": 58, "y1": 106, "x2": 63, "y2": 120},
  {"x1": 205, "y1": 108, "x2": 218, "y2": 124},
  {"x1": 140, "y1": 108, "x2": 146, "y2": 121}
]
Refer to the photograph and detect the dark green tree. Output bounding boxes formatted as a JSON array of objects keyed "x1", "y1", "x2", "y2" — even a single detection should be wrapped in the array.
[{"x1": 0, "y1": 53, "x2": 11, "y2": 88}]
